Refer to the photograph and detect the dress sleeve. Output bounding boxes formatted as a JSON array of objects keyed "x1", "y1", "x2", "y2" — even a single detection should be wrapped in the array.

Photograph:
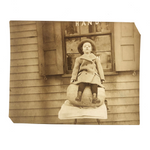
[
  {"x1": 71, "y1": 57, "x2": 81, "y2": 81},
  {"x1": 96, "y1": 57, "x2": 105, "y2": 81}
]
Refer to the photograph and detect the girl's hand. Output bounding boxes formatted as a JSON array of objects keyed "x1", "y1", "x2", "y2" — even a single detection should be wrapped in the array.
[
  {"x1": 70, "y1": 79, "x2": 76, "y2": 84},
  {"x1": 101, "y1": 80, "x2": 105, "y2": 84}
]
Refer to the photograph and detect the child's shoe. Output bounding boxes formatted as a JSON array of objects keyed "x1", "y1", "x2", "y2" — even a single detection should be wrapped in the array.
[
  {"x1": 75, "y1": 91, "x2": 82, "y2": 102},
  {"x1": 92, "y1": 93, "x2": 100, "y2": 104}
]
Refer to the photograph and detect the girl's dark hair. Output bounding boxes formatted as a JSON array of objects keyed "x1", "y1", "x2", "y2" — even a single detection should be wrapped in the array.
[{"x1": 78, "y1": 39, "x2": 96, "y2": 55}]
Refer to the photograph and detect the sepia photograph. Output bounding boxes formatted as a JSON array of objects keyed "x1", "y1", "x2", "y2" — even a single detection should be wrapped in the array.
[
  {"x1": 9, "y1": 21, "x2": 140, "y2": 125},
  {"x1": 1, "y1": 0, "x2": 150, "y2": 150}
]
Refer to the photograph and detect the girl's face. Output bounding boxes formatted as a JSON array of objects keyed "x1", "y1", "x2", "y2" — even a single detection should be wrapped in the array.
[{"x1": 82, "y1": 42, "x2": 92, "y2": 54}]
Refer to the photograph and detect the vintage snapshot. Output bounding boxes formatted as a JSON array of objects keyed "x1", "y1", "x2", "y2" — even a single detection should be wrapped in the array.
[{"x1": 9, "y1": 21, "x2": 140, "y2": 125}]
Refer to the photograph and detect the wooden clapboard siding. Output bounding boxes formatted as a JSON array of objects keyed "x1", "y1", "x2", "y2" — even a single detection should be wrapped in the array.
[
  {"x1": 9, "y1": 86, "x2": 138, "y2": 98},
  {"x1": 106, "y1": 97, "x2": 139, "y2": 105},
  {"x1": 10, "y1": 76, "x2": 63, "y2": 88},
  {"x1": 10, "y1": 24, "x2": 36, "y2": 32},
  {"x1": 11, "y1": 37, "x2": 38, "y2": 46},
  {"x1": 10, "y1": 116, "x2": 75, "y2": 124},
  {"x1": 9, "y1": 21, "x2": 140, "y2": 125},
  {"x1": 10, "y1": 85, "x2": 68, "y2": 94},
  {"x1": 11, "y1": 51, "x2": 38, "y2": 60},
  {"x1": 9, "y1": 112, "x2": 139, "y2": 125},
  {"x1": 59, "y1": 72, "x2": 140, "y2": 125},
  {"x1": 62, "y1": 72, "x2": 139, "y2": 84},
  {"x1": 9, "y1": 108, "x2": 61, "y2": 117},
  {"x1": 10, "y1": 21, "x2": 36, "y2": 26},
  {"x1": 11, "y1": 58, "x2": 38, "y2": 66},
  {"x1": 10, "y1": 72, "x2": 42, "y2": 80},
  {"x1": 100, "y1": 120, "x2": 139, "y2": 125},
  {"x1": 10, "y1": 31, "x2": 37, "y2": 39},
  {"x1": 106, "y1": 89, "x2": 139, "y2": 98},
  {"x1": 77, "y1": 122, "x2": 99, "y2": 125},
  {"x1": 10, "y1": 65, "x2": 39, "y2": 73},
  {"x1": 9, "y1": 100, "x2": 66, "y2": 109},
  {"x1": 10, "y1": 78, "x2": 139, "y2": 89},
  {"x1": 9, "y1": 97, "x2": 139, "y2": 110},
  {"x1": 11, "y1": 44, "x2": 38, "y2": 52},
  {"x1": 10, "y1": 92, "x2": 67, "y2": 102},
  {"x1": 104, "y1": 81, "x2": 139, "y2": 90},
  {"x1": 9, "y1": 104, "x2": 139, "y2": 117},
  {"x1": 101, "y1": 112, "x2": 139, "y2": 122}
]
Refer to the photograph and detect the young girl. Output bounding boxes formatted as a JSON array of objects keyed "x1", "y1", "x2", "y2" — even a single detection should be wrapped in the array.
[{"x1": 70, "y1": 39, "x2": 105, "y2": 104}]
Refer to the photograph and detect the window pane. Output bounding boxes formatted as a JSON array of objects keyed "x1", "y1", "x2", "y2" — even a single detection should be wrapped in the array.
[
  {"x1": 66, "y1": 38, "x2": 80, "y2": 54},
  {"x1": 67, "y1": 53, "x2": 80, "y2": 71},
  {"x1": 66, "y1": 38, "x2": 80, "y2": 71},
  {"x1": 64, "y1": 22, "x2": 79, "y2": 36},
  {"x1": 96, "y1": 52, "x2": 112, "y2": 70},
  {"x1": 92, "y1": 35, "x2": 111, "y2": 51},
  {"x1": 96, "y1": 22, "x2": 111, "y2": 33}
]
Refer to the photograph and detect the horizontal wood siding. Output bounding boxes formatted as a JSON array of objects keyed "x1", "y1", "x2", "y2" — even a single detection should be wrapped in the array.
[
  {"x1": 10, "y1": 31, "x2": 37, "y2": 39},
  {"x1": 9, "y1": 21, "x2": 71, "y2": 124},
  {"x1": 10, "y1": 24, "x2": 36, "y2": 32},
  {"x1": 9, "y1": 21, "x2": 140, "y2": 125},
  {"x1": 11, "y1": 44, "x2": 38, "y2": 52}
]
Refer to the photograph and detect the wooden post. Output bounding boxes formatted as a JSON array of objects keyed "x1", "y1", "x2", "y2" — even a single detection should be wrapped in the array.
[
  {"x1": 97, "y1": 119, "x2": 101, "y2": 125},
  {"x1": 74, "y1": 119, "x2": 77, "y2": 124}
]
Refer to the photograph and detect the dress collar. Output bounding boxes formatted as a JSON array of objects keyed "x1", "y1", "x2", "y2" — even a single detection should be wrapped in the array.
[{"x1": 79, "y1": 53, "x2": 96, "y2": 62}]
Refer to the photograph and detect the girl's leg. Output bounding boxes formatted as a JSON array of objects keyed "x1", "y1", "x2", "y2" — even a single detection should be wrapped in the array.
[
  {"x1": 78, "y1": 83, "x2": 87, "y2": 92},
  {"x1": 76, "y1": 83, "x2": 87, "y2": 101},
  {"x1": 91, "y1": 84, "x2": 100, "y2": 104},
  {"x1": 91, "y1": 84, "x2": 98, "y2": 95}
]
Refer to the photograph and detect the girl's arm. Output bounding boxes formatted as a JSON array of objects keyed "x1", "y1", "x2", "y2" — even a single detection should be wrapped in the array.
[
  {"x1": 95, "y1": 57, "x2": 105, "y2": 81},
  {"x1": 70, "y1": 57, "x2": 80, "y2": 83}
]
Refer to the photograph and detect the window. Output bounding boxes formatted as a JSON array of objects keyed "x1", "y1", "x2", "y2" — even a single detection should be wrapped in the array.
[
  {"x1": 62, "y1": 22, "x2": 114, "y2": 74},
  {"x1": 37, "y1": 21, "x2": 140, "y2": 77}
]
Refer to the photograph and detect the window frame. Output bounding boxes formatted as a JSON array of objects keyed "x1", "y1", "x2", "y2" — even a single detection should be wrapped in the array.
[{"x1": 61, "y1": 22, "x2": 116, "y2": 76}]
